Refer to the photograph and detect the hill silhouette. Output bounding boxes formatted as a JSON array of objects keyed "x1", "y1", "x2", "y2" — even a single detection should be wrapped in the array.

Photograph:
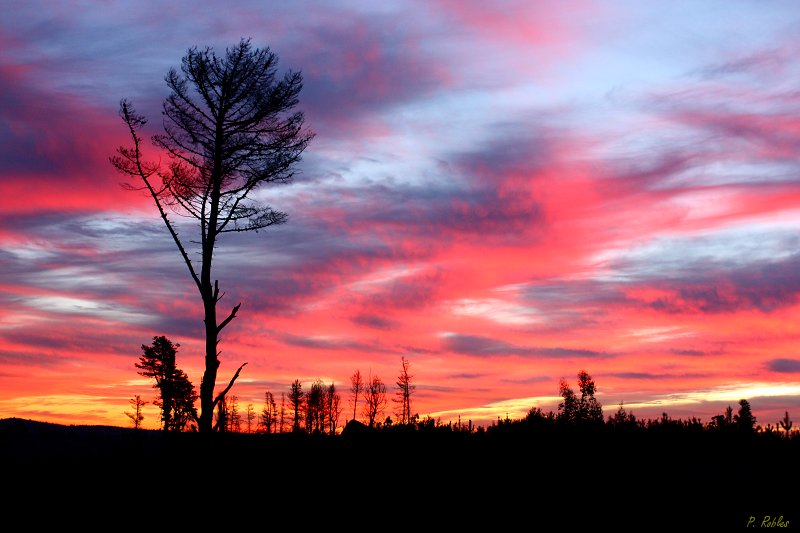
[{"x1": 2, "y1": 416, "x2": 796, "y2": 529}]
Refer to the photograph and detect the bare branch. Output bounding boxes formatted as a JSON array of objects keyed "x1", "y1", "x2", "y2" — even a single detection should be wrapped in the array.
[
  {"x1": 217, "y1": 302, "x2": 241, "y2": 333},
  {"x1": 212, "y1": 362, "x2": 248, "y2": 409},
  {"x1": 112, "y1": 100, "x2": 202, "y2": 293}
]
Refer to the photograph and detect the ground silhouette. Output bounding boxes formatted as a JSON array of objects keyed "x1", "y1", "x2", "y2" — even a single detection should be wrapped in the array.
[{"x1": 2, "y1": 416, "x2": 796, "y2": 529}]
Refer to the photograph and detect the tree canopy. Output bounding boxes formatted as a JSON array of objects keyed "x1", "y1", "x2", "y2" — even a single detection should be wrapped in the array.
[
  {"x1": 136, "y1": 336, "x2": 198, "y2": 431},
  {"x1": 557, "y1": 370, "x2": 603, "y2": 425}
]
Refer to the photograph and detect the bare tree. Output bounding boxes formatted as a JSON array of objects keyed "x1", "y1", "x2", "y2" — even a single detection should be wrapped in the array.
[
  {"x1": 327, "y1": 383, "x2": 342, "y2": 435},
  {"x1": 305, "y1": 380, "x2": 327, "y2": 434},
  {"x1": 111, "y1": 39, "x2": 314, "y2": 433},
  {"x1": 279, "y1": 392, "x2": 286, "y2": 433},
  {"x1": 228, "y1": 395, "x2": 241, "y2": 433},
  {"x1": 393, "y1": 357, "x2": 415, "y2": 425},
  {"x1": 349, "y1": 370, "x2": 364, "y2": 422},
  {"x1": 288, "y1": 380, "x2": 304, "y2": 433},
  {"x1": 246, "y1": 403, "x2": 256, "y2": 434},
  {"x1": 260, "y1": 390, "x2": 278, "y2": 434},
  {"x1": 125, "y1": 395, "x2": 147, "y2": 429},
  {"x1": 363, "y1": 374, "x2": 387, "y2": 428}
]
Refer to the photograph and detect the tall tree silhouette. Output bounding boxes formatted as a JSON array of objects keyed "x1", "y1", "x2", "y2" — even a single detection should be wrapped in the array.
[
  {"x1": 557, "y1": 377, "x2": 579, "y2": 424},
  {"x1": 576, "y1": 370, "x2": 603, "y2": 422},
  {"x1": 125, "y1": 395, "x2": 147, "y2": 429},
  {"x1": 350, "y1": 370, "x2": 364, "y2": 422},
  {"x1": 279, "y1": 392, "x2": 287, "y2": 433},
  {"x1": 779, "y1": 411, "x2": 793, "y2": 439},
  {"x1": 557, "y1": 370, "x2": 602, "y2": 424},
  {"x1": 363, "y1": 375, "x2": 387, "y2": 428},
  {"x1": 228, "y1": 395, "x2": 241, "y2": 432},
  {"x1": 326, "y1": 383, "x2": 342, "y2": 435},
  {"x1": 733, "y1": 399, "x2": 756, "y2": 432},
  {"x1": 393, "y1": 357, "x2": 415, "y2": 425},
  {"x1": 305, "y1": 380, "x2": 326, "y2": 434},
  {"x1": 288, "y1": 380, "x2": 304, "y2": 433},
  {"x1": 246, "y1": 403, "x2": 256, "y2": 433},
  {"x1": 136, "y1": 336, "x2": 198, "y2": 431},
  {"x1": 261, "y1": 391, "x2": 278, "y2": 433},
  {"x1": 111, "y1": 39, "x2": 314, "y2": 433}
]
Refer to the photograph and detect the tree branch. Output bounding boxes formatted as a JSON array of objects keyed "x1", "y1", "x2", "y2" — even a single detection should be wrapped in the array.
[
  {"x1": 212, "y1": 362, "x2": 248, "y2": 409},
  {"x1": 115, "y1": 100, "x2": 203, "y2": 293},
  {"x1": 217, "y1": 302, "x2": 241, "y2": 333}
]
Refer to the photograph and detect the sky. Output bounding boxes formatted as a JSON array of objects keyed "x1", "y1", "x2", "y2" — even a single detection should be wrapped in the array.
[{"x1": 1, "y1": 0, "x2": 800, "y2": 431}]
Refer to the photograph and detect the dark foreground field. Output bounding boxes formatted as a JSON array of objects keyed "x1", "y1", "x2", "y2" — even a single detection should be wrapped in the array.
[{"x1": 1, "y1": 417, "x2": 796, "y2": 529}]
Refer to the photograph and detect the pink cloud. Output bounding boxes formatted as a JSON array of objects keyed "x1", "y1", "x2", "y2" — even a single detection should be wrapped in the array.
[{"x1": 434, "y1": 0, "x2": 598, "y2": 47}]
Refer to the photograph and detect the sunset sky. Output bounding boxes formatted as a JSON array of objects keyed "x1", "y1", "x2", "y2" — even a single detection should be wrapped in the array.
[{"x1": 2, "y1": 0, "x2": 799, "y2": 430}]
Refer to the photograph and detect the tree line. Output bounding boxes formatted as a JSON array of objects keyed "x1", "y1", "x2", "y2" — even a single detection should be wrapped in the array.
[
  {"x1": 127, "y1": 339, "x2": 796, "y2": 441},
  {"x1": 127, "y1": 335, "x2": 419, "y2": 434}
]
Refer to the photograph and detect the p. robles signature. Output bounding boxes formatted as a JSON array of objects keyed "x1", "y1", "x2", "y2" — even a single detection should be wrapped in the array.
[{"x1": 747, "y1": 516, "x2": 790, "y2": 528}]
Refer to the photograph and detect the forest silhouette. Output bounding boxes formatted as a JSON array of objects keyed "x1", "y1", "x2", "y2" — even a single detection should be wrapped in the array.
[{"x1": 3, "y1": 365, "x2": 797, "y2": 529}]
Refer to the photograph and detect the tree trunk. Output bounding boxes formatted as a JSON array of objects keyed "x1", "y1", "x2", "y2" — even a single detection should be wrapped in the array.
[
  {"x1": 198, "y1": 183, "x2": 220, "y2": 432},
  {"x1": 198, "y1": 289, "x2": 219, "y2": 433}
]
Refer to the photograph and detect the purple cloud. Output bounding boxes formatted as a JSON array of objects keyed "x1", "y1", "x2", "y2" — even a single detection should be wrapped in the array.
[
  {"x1": 443, "y1": 333, "x2": 609, "y2": 358},
  {"x1": 767, "y1": 359, "x2": 800, "y2": 373}
]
